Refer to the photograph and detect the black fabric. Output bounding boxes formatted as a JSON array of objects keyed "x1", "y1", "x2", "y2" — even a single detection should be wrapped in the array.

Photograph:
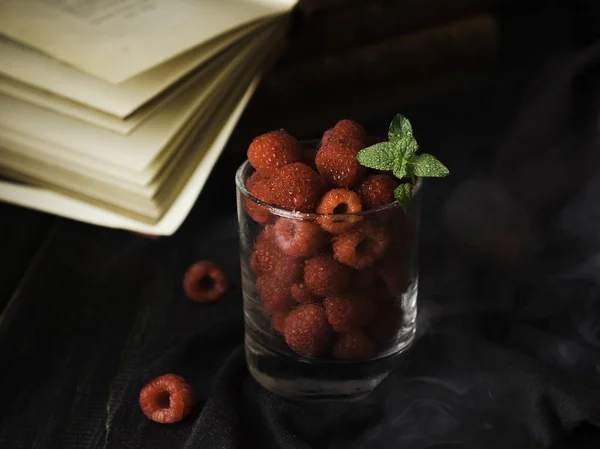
[{"x1": 99, "y1": 42, "x2": 600, "y2": 448}]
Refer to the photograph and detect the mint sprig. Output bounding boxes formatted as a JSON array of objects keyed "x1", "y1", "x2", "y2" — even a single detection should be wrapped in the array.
[{"x1": 356, "y1": 114, "x2": 449, "y2": 212}]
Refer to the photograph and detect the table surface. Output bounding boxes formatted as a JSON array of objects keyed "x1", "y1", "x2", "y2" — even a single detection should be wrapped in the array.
[{"x1": 2, "y1": 41, "x2": 600, "y2": 448}]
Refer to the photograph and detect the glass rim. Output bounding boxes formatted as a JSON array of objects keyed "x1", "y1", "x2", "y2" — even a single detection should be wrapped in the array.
[{"x1": 235, "y1": 159, "x2": 422, "y2": 220}]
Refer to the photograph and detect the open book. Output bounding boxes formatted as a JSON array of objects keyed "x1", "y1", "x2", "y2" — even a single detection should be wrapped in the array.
[{"x1": 0, "y1": 0, "x2": 297, "y2": 234}]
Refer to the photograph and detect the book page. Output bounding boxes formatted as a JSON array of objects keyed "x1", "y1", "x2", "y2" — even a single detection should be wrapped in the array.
[
  {"x1": 0, "y1": 18, "x2": 267, "y2": 117},
  {"x1": 0, "y1": 0, "x2": 296, "y2": 83},
  {"x1": 0, "y1": 77, "x2": 260, "y2": 234}
]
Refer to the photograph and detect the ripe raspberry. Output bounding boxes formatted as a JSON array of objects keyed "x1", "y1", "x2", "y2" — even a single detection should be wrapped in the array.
[
  {"x1": 247, "y1": 130, "x2": 302, "y2": 177},
  {"x1": 250, "y1": 226, "x2": 303, "y2": 281},
  {"x1": 244, "y1": 173, "x2": 273, "y2": 224},
  {"x1": 304, "y1": 255, "x2": 351, "y2": 296},
  {"x1": 324, "y1": 120, "x2": 367, "y2": 144},
  {"x1": 323, "y1": 295, "x2": 377, "y2": 332},
  {"x1": 284, "y1": 303, "x2": 332, "y2": 356},
  {"x1": 272, "y1": 312, "x2": 288, "y2": 335},
  {"x1": 367, "y1": 299, "x2": 401, "y2": 345},
  {"x1": 333, "y1": 222, "x2": 390, "y2": 270},
  {"x1": 315, "y1": 140, "x2": 366, "y2": 188},
  {"x1": 273, "y1": 218, "x2": 327, "y2": 257},
  {"x1": 291, "y1": 282, "x2": 320, "y2": 304},
  {"x1": 139, "y1": 374, "x2": 194, "y2": 424},
  {"x1": 183, "y1": 261, "x2": 228, "y2": 303},
  {"x1": 356, "y1": 175, "x2": 399, "y2": 210},
  {"x1": 320, "y1": 128, "x2": 334, "y2": 148},
  {"x1": 332, "y1": 331, "x2": 375, "y2": 360},
  {"x1": 316, "y1": 188, "x2": 363, "y2": 234},
  {"x1": 256, "y1": 275, "x2": 295, "y2": 313},
  {"x1": 269, "y1": 162, "x2": 325, "y2": 212}
]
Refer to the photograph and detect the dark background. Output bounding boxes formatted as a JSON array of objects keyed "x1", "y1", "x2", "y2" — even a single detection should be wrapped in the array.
[{"x1": 1, "y1": 1, "x2": 600, "y2": 448}]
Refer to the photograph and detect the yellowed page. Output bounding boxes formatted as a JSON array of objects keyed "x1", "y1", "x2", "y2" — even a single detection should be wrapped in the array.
[
  {"x1": 0, "y1": 0, "x2": 295, "y2": 83},
  {"x1": 0, "y1": 18, "x2": 268, "y2": 117},
  {"x1": 0, "y1": 77, "x2": 260, "y2": 235},
  {"x1": 0, "y1": 22, "x2": 281, "y2": 172}
]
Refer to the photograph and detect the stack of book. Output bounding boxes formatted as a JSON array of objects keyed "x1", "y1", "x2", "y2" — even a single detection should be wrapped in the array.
[{"x1": 0, "y1": 0, "x2": 297, "y2": 235}]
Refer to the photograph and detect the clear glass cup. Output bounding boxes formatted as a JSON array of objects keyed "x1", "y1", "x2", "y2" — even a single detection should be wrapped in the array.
[{"x1": 235, "y1": 157, "x2": 421, "y2": 401}]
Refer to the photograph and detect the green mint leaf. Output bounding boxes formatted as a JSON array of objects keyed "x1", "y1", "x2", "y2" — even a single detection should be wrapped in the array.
[
  {"x1": 394, "y1": 183, "x2": 413, "y2": 212},
  {"x1": 388, "y1": 114, "x2": 413, "y2": 142},
  {"x1": 410, "y1": 153, "x2": 450, "y2": 177},
  {"x1": 356, "y1": 142, "x2": 396, "y2": 170},
  {"x1": 392, "y1": 136, "x2": 419, "y2": 161},
  {"x1": 392, "y1": 158, "x2": 408, "y2": 180}
]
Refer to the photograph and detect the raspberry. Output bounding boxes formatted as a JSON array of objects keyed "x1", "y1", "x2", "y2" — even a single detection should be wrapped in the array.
[
  {"x1": 325, "y1": 120, "x2": 367, "y2": 144},
  {"x1": 183, "y1": 261, "x2": 228, "y2": 303},
  {"x1": 379, "y1": 259, "x2": 411, "y2": 296},
  {"x1": 315, "y1": 140, "x2": 366, "y2": 188},
  {"x1": 356, "y1": 175, "x2": 399, "y2": 210},
  {"x1": 332, "y1": 331, "x2": 375, "y2": 360},
  {"x1": 367, "y1": 299, "x2": 401, "y2": 345},
  {"x1": 291, "y1": 282, "x2": 320, "y2": 303},
  {"x1": 272, "y1": 312, "x2": 288, "y2": 334},
  {"x1": 256, "y1": 275, "x2": 295, "y2": 312},
  {"x1": 247, "y1": 130, "x2": 302, "y2": 177},
  {"x1": 250, "y1": 226, "x2": 303, "y2": 281},
  {"x1": 269, "y1": 162, "x2": 325, "y2": 212},
  {"x1": 323, "y1": 295, "x2": 377, "y2": 332},
  {"x1": 333, "y1": 222, "x2": 390, "y2": 270},
  {"x1": 316, "y1": 188, "x2": 363, "y2": 234},
  {"x1": 273, "y1": 218, "x2": 327, "y2": 257},
  {"x1": 139, "y1": 374, "x2": 194, "y2": 424},
  {"x1": 284, "y1": 303, "x2": 332, "y2": 356},
  {"x1": 304, "y1": 255, "x2": 351, "y2": 296},
  {"x1": 244, "y1": 173, "x2": 273, "y2": 224},
  {"x1": 320, "y1": 128, "x2": 334, "y2": 148}
]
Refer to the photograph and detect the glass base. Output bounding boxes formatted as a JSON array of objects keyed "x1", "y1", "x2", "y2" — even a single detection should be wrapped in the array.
[{"x1": 246, "y1": 333, "x2": 414, "y2": 401}]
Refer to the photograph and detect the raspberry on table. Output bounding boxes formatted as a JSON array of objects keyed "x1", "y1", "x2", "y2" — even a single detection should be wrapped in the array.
[
  {"x1": 272, "y1": 312, "x2": 288, "y2": 335},
  {"x1": 268, "y1": 162, "x2": 325, "y2": 212},
  {"x1": 139, "y1": 374, "x2": 194, "y2": 424},
  {"x1": 183, "y1": 261, "x2": 228, "y2": 303},
  {"x1": 357, "y1": 175, "x2": 399, "y2": 210},
  {"x1": 273, "y1": 218, "x2": 327, "y2": 257},
  {"x1": 323, "y1": 295, "x2": 377, "y2": 332},
  {"x1": 247, "y1": 129, "x2": 303, "y2": 177},
  {"x1": 284, "y1": 303, "x2": 332, "y2": 356},
  {"x1": 244, "y1": 173, "x2": 273, "y2": 225},
  {"x1": 316, "y1": 188, "x2": 363, "y2": 234},
  {"x1": 333, "y1": 222, "x2": 391, "y2": 270},
  {"x1": 250, "y1": 226, "x2": 304, "y2": 281},
  {"x1": 256, "y1": 275, "x2": 296, "y2": 313},
  {"x1": 304, "y1": 255, "x2": 351, "y2": 296},
  {"x1": 315, "y1": 139, "x2": 366, "y2": 188},
  {"x1": 332, "y1": 331, "x2": 375, "y2": 360},
  {"x1": 325, "y1": 120, "x2": 367, "y2": 144},
  {"x1": 291, "y1": 282, "x2": 320, "y2": 304}
]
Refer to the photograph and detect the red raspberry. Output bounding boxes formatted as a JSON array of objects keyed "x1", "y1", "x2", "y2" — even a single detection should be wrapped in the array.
[
  {"x1": 323, "y1": 295, "x2": 377, "y2": 332},
  {"x1": 183, "y1": 261, "x2": 228, "y2": 303},
  {"x1": 284, "y1": 303, "x2": 332, "y2": 356},
  {"x1": 332, "y1": 331, "x2": 375, "y2": 360},
  {"x1": 316, "y1": 188, "x2": 363, "y2": 234},
  {"x1": 272, "y1": 312, "x2": 288, "y2": 334},
  {"x1": 139, "y1": 374, "x2": 194, "y2": 424},
  {"x1": 256, "y1": 275, "x2": 295, "y2": 313},
  {"x1": 268, "y1": 162, "x2": 325, "y2": 212},
  {"x1": 333, "y1": 222, "x2": 390, "y2": 270},
  {"x1": 367, "y1": 299, "x2": 401, "y2": 345},
  {"x1": 304, "y1": 255, "x2": 351, "y2": 296},
  {"x1": 291, "y1": 283, "x2": 320, "y2": 303},
  {"x1": 356, "y1": 175, "x2": 399, "y2": 210},
  {"x1": 320, "y1": 128, "x2": 334, "y2": 148},
  {"x1": 247, "y1": 130, "x2": 302, "y2": 177},
  {"x1": 273, "y1": 218, "x2": 327, "y2": 257},
  {"x1": 324, "y1": 120, "x2": 367, "y2": 144},
  {"x1": 379, "y1": 258, "x2": 411, "y2": 296},
  {"x1": 244, "y1": 173, "x2": 273, "y2": 225},
  {"x1": 250, "y1": 226, "x2": 303, "y2": 281},
  {"x1": 315, "y1": 140, "x2": 366, "y2": 188}
]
